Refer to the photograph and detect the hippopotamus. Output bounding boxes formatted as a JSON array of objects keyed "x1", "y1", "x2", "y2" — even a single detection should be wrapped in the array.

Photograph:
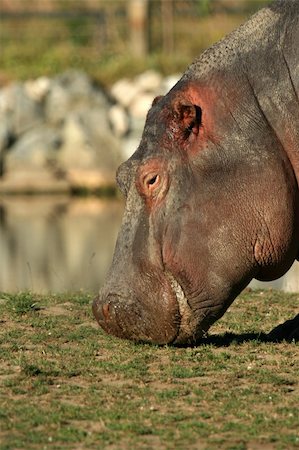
[{"x1": 93, "y1": 0, "x2": 299, "y2": 344}]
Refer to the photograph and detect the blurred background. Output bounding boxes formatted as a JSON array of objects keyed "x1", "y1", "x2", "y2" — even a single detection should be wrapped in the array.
[
  {"x1": 3, "y1": 0, "x2": 298, "y2": 294},
  {"x1": 1, "y1": 0, "x2": 271, "y2": 84}
]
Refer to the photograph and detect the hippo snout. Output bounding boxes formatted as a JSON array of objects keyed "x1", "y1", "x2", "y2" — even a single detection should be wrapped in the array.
[
  {"x1": 92, "y1": 293, "x2": 127, "y2": 339},
  {"x1": 94, "y1": 293, "x2": 121, "y2": 322},
  {"x1": 93, "y1": 279, "x2": 183, "y2": 344}
]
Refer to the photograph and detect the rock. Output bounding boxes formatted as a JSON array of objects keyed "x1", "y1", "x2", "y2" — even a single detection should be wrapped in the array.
[
  {"x1": 110, "y1": 78, "x2": 141, "y2": 108},
  {"x1": 0, "y1": 83, "x2": 44, "y2": 135},
  {"x1": 162, "y1": 74, "x2": 181, "y2": 94},
  {"x1": 130, "y1": 92, "x2": 155, "y2": 119},
  {"x1": 0, "y1": 117, "x2": 12, "y2": 154},
  {"x1": 0, "y1": 69, "x2": 183, "y2": 193},
  {"x1": 135, "y1": 70, "x2": 163, "y2": 92},
  {"x1": 45, "y1": 70, "x2": 110, "y2": 125},
  {"x1": 0, "y1": 170, "x2": 69, "y2": 194},
  {"x1": 0, "y1": 125, "x2": 68, "y2": 193},
  {"x1": 108, "y1": 104, "x2": 129, "y2": 138},
  {"x1": 58, "y1": 109, "x2": 123, "y2": 187},
  {"x1": 59, "y1": 112, "x2": 94, "y2": 169},
  {"x1": 122, "y1": 133, "x2": 142, "y2": 159},
  {"x1": 65, "y1": 169, "x2": 117, "y2": 190},
  {"x1": 5, "y1": 126, "x2": 62, "y2": 171},
  {"x1": 110, "y1": 72, "x2": 163, "y2": 110},
  {"x1": 24, "y1": 76, "x2": 51, "y2": 102}
]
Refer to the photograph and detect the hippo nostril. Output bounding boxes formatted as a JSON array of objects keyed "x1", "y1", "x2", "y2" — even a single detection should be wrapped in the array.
[
  {"x1": 102, "y1": 303, "x2": 110, "y2": 320},
  {"x1": 92, "y1": 295, "x2": 112, "y2": 324}
]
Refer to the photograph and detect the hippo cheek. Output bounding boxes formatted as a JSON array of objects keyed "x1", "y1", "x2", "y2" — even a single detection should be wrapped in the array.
[{"x1": 93, "y1": 276, "x2": 182, "y2": 344}]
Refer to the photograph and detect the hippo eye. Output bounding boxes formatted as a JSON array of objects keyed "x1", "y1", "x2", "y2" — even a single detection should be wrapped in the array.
[
  {"x1": 148, "y1": 175, "x2": 158, "y2": 185},
  {"x1": 137, "y1": 159, "x2": 169, "y2": 201},
  {"x1": 143, "y1": 173, "x2": 161, "y2": 195}
]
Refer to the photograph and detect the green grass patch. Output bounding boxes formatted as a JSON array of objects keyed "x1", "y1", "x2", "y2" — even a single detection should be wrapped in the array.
[
  {"x1": 0, "y1": 289, "x2": 298, "y2": 449},
  {"x1": 0, "y1": 9, "x2": 266, "y2": 87}
]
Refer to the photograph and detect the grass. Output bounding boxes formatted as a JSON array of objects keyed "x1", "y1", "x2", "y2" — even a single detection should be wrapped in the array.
[
  {"x1": 0, "y1": 289, "x2": 298, "y2": 449},
  {"x1": 0, "y1": 10, "x2": 262, "y2": 87}
]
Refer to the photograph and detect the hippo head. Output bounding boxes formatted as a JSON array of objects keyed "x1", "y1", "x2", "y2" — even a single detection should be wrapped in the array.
[{"x1": 93, "y1": 80, "x2": 299, "y2": 345}]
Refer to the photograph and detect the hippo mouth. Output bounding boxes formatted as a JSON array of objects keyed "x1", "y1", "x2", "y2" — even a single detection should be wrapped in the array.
[
  {"x1": 165, "y1": 272, "x2": 204, "y2": 345},
  {"x1": 94, "y1": 270, "x2": 207, "y2": 345},
  {"x1": 94, "y1": 270, "x2": 183, "y2": 344}
]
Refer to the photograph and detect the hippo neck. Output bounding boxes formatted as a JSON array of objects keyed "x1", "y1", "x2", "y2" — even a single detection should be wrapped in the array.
[
  {"x1": 183, "y1": 4, "x2": 281, "y2": 82},
  {"x1": 244, "y1": 11, "x2": 299, "y2": 188}
]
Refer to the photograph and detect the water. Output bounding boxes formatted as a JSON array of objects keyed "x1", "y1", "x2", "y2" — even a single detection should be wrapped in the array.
[
  {"x1": 0, "y1": 196, "x2": 124, "y2": 293},
  {"x1": 1, "y1": 196, "x2": 299, "y2": 293}
]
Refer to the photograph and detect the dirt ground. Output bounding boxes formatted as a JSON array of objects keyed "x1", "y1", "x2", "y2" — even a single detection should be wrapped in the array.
[{"x1": 0, "y1": 289, "x2": 298, "y2": 449}]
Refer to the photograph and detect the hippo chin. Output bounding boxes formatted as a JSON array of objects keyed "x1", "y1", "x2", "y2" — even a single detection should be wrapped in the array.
[{"x1": 93, "y1": 1, "x2": 299, "y2": 344}]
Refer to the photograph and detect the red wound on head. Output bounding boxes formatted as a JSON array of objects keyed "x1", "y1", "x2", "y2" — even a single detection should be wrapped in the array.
[{"x1": 174, "y1": 101, "x2": 202, "y2": 136}]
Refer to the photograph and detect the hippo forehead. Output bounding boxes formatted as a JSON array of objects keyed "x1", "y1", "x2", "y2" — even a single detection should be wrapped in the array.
[
  {"x1": 140, "y1": 100, "x2": 177, "y2": 154},
  {"x1": 135, "y1": 92, "x2": 199, "y2": 163}
]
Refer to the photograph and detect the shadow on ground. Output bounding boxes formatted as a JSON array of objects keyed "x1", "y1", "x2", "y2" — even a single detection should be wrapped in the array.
[{"x1": 199, "y1": 314, "x2": 299, "y2": 347}]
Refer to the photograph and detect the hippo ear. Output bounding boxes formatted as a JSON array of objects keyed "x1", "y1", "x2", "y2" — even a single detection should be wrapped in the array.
[
  {"x1": 152, "y1": 95, "x2": 164, "y2": 106},
  {"x1": 174, "y1": 101, "x2": 202, "y2": 136}
]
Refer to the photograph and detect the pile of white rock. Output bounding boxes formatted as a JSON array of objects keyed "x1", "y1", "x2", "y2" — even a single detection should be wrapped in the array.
[
  {"x1": 110, "y1": 71, "x2": 180, "y2": 159},
  {"x1": 0, "y1": 70, "x2": 180, "y2": 193}
]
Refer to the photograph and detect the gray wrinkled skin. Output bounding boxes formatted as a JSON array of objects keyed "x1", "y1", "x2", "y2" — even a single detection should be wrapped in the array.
[{"x1": 93, "y1": 1, "x2": 299, "y2": 344}]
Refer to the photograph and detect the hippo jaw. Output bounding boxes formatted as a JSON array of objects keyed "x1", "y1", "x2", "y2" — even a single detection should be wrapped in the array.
[
  {"x1": 165, "y1": 272, "x2": 204, "y2": 345},
  {"x1": 166, "y1": 272, "x2": 249, "y2": 345}
]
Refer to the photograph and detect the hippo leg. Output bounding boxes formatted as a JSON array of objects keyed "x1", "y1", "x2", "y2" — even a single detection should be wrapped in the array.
[{"x1": 267, "y1": 314, "x2": 299, "y2": 342}]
